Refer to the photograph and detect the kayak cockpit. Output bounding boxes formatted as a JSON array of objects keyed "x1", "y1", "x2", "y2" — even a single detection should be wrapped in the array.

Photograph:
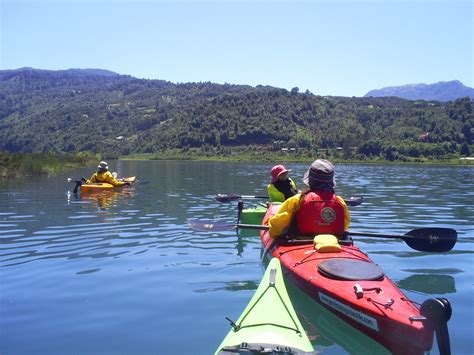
[{"x1": 318, "y1": 259, "x2": 385, "y2": 281}]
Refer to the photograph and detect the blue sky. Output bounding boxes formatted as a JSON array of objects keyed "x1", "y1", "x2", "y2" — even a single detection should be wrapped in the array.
[{"x1": 1, "y1": 0, "x2": 472, "y2": 96}]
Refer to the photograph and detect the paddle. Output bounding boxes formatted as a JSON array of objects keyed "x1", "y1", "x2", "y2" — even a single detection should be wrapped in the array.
[
  {"x1": 67, "y1": 178, "x2": 85, "y2": 194},
  {"x1": 215, "y1": 194, "x2": 364, "y2": 206},
  {"x1": 215, "y1": 194, "x2": 267, "y2": 202},
  {"x1": 187, "y1": 220, "x2": 457, "y2": 253},
  {"x1": 188, "y1": 220, "x2": 269, "y2": 231}
]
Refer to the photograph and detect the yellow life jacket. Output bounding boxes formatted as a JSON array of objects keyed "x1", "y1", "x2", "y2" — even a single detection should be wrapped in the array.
[
  {"x1": 267, "y1": 177, "x2": 297, "y2": 202},
  {"x1": 88, "y1": 171, "x2": 125, "y2": 187}
]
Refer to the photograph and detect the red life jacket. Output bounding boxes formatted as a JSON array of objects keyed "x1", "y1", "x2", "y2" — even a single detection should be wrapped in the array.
[{"x1": 296, "y1": 191, "x2": 345, "y2": 236}]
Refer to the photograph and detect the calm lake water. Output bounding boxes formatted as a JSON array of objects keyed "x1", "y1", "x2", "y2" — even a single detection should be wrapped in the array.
[{"x1": 0, "y1": 160, "x2": 473, "y2": 355}]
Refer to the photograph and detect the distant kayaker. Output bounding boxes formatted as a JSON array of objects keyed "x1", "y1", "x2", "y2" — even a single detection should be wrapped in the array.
[
  {"x1": 84, "y1": 161, "x2": 130, "y2": 187},
  {"x1": 268, "y1": 159, "x2": 349, "y2": 239},
  {"x1": 267, "y1": 164, "x2": 298, "y2": 202}
]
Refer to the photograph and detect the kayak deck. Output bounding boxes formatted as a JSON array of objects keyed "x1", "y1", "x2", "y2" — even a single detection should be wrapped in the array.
[
  {"x1": 239, "y1": 205, "x2": 267, "y2": 225},
  {"x1": 238, "y1": 202, "x2": 279, "y2": 225},
  {"x1": 215, "y1": 258, "x2": 315, "y2": 354},
  {"x1": 260, "y1": 205, "x2": 434, "y2": 355}
]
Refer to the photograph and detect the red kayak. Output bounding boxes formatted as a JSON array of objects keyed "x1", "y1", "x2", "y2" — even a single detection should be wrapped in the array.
[{"x1": 260, "y1": 204, "x2": 452, "y2": 355}]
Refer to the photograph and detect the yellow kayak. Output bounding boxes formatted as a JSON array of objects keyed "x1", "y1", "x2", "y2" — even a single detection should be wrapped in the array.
[{"x1": 80, "y1": 176, "x2": 136, "y2": 194}]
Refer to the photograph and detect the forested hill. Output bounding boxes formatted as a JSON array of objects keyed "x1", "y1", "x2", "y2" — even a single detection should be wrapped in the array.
[{"x1": 0, "y1": 68, "x2": 473, "y2": 160}]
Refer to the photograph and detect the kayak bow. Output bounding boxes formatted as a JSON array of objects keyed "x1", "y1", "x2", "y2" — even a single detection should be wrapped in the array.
[{"x1": 215, "y1": 258, "x2": 316, "y2": 354}]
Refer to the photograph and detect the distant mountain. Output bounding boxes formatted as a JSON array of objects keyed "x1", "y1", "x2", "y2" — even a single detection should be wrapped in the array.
[{"x1": 365, "y1": 80, "x2": 474, "y2": 102}]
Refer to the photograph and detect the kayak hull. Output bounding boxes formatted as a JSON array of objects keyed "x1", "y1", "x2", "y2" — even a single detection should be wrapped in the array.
[
  {"x1": 260, "y1": 204, "x2": 434, "y2": 355},
  {"x1": 215, "y1": 258, "x2": 315, "y2": 354}
]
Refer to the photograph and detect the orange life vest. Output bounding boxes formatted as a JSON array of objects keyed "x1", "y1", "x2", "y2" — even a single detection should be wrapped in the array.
[{"x1": 296, "y1": 191, "x2": 346, "y2": 236}]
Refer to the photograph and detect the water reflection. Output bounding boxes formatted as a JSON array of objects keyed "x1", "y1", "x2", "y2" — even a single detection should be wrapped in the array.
[
  {"x1": 194, "y1": 280, "x2": 258, "y2": 293},
  {"x1": 67, "y1": 189, "x2": 136, "y2": 211},
  {"x1": 286, "y1": 275, "x2": 389, "y2": 354},
  {"x1": 396, "y1": 268, "x2": 461, "y2": 295},
  {"x1": 397, "y1": 274, "x2": 456, "y2": 295}
]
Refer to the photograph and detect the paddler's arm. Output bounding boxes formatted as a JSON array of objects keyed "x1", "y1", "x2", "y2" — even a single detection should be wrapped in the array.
[
  {"x1": 85, "y1": 173, "x2": 97, "y2": 184},
  {"x1": 103, "y1": 171, "x2": 126, "y2": 187},
  {"x1": 288, "y1": 177, "x2": 298, "y2": 195},
  {"x1": 268, "y1": 193, "x2": 301, "y2": 239},
  {"x1": 336, "y1": 195, "x2": 351, "y2": 231}
]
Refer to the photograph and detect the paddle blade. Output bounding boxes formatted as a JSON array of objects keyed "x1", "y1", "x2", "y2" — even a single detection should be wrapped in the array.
[
  {"x1": 215, "y1": 194, "x2": 240, "y2": 203},
  {"x1": 188, "y1": 220, "x2": 269, "y2": 232},
  {"x1": 188, "y1": 219, "x2": 236, "y2": 231},
  {"x1": 344, "y1": 196, "x2": 364, "y2": 207},
  {"x1": 72, "y1": 180, "x2": 82, "y2": 194},
  {"x1": 405, "y1": 228, "x2": 457, "y2": 252}
]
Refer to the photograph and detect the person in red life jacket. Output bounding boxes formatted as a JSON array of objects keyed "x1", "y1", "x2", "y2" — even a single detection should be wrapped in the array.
[
  {"x1": 267, "y1": 165, "x2": 298, "y2": 202},
  {"x1": 268, "y1": 159, "x2": 350, "y2": 239},
  {"x1": 84, "y1": 161, "x2": 130, "y2": 187}
]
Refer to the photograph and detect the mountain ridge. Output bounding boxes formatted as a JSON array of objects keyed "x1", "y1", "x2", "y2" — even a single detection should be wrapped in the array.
[{"x1": 3, "y1": 67, "x2": 120, "y2": 77}]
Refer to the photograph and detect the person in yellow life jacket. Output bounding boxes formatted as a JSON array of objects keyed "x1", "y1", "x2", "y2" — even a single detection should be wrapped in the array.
[
  {"x1": 268, "y1": 159, "x2": 350, "y2": 239},
  {"x1": 267, "y1": 165, "x2": 298, "y2": 202},
  {"x1": 85, "y1": 161, "x2": 130, "y2": 187}
]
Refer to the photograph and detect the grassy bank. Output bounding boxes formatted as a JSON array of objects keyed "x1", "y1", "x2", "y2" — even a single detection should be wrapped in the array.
[
  {"x1": 123, "y1": 146, "x2": 474, "y2": 166},
  {"x1": 2, "y1": 148, "x2": 471, "y2": 178},
  {"x1": 0, "y1": 152, "x2": 97, "y2": 178}
]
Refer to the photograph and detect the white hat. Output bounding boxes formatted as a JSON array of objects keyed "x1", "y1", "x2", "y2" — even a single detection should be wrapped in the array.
[{"x1": 97, "y1": 161, "x2": 108, "y2": 170}]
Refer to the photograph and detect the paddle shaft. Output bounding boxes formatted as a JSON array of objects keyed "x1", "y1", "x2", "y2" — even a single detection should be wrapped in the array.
[
  {"x1": 236, "y1": 223, "x2": 269, "y2": 230},
  {"x1": 215, "y1": 193, "x2": 363, "y2": 206},
  {"x1": 348, "y1": 231, "x2": 417, "y2": 239},
  {"x1": 234, "y1": 224, "x2": 455, "y2": 252}
]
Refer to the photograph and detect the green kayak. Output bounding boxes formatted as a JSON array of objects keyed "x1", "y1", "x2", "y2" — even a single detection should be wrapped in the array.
[
  {"x1": 239, "y1": 205, "x2": 267, "y2": 225},
  {"x1": 215, "y1": 258, "x2": 316, "y2": 354}
]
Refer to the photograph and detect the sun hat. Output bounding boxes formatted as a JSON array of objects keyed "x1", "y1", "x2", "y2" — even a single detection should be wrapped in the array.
[
  {"x1": 271, "y1": 165, "x2": 291, "y2": 183},
  {"x1": 97, "y1": 161, "x2": 109, "y2": 170},
  {"x1": 303, "y1": 159, "x2": 335, "y2": 187}
]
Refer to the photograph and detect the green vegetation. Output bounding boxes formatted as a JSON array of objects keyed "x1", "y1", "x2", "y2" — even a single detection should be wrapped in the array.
[
  {"x1": 1, "y1": 68, "x2": 473, "y2": 163},
  {"x1": 0, "y1": 151, "x2": 96, "y2": 177}
]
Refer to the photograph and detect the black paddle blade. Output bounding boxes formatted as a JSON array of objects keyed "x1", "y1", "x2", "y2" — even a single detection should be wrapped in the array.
[
  {"x1": 345, "y1": 196, "x2": 363, "y2": 207},
  {"x1": 215, "y1": 194, "x2": 239, "y2": 203},
  {"x1": 72, "y1": 180, "x2": 82, "y2": 194},
  {"x1": 405, "y1": 228, "x2": 457, "y2": 253}
]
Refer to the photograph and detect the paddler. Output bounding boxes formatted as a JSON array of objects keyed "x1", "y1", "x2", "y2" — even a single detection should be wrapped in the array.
[
  {"x1": 267, "y1": 164, "x2": 298, "y2": 202},
  {"x1": 84, "y1": 161, "x2": 130, "y2": 187},
  {"x1": 268, "y1": 159, "x2": 350, "y2": 239}
]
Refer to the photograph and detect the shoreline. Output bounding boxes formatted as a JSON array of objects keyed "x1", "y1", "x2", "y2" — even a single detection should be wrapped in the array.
[
  {"x1": 1, "y1": 150, "x2": 473, "y2": 178},
  {"x1": 122, "y1": 149, "x2": 474, "y2": 166}
]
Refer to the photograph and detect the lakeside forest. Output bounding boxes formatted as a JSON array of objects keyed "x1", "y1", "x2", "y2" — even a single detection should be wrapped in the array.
[{"x1": 0, "y1": 68, "x2": 473, "y2": 175}]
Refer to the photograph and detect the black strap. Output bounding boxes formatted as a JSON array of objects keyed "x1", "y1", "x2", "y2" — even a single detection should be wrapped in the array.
[
  {"x1": 273, "y1": 179, "x2": 297, "y2": 200},
  {"x1": 218, "y1": 342, "x2": 317, "y2": 354}
]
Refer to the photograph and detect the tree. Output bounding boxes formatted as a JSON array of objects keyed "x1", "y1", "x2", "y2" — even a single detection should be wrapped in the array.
[{"x1": 460, "y1": 142, "x2": 471, "y2": 156}]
